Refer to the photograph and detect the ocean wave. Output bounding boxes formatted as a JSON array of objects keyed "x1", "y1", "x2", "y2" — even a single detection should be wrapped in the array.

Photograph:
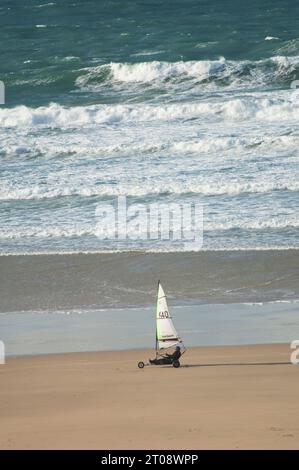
[
  {"x1": 0, "y1": 226, "x2": 94, "y2": 239},
  {"x1": 75, "y1": 55, "x2": 299, "y2": 89},
  {"x1": 171, "y1": 134, "x2": 299, "y2": 154},
  {"x1": 35, "y1": 2, "x2": 56, "y2": 7},
  {"x1": 0, "y1": 246, "x2": 298, "y2": 256},
  {"x1": 2, "y1": 133, "x2": 298, "y2": 159},
  {"x1": 275, "y1": 39, "x2": 299, "y2": 55},
  {"x1": 1, "y1": 93, "x2": 299, "y2": 128},
  {"x1": 1, "y1": 179, "x2": 298, "y2": 201},
  {"x1": 204, "y1": 216, "x2": 299, "y2": 232},
  {"x1": 0, "y1": 139, "x2": 170, "y2": 159},
  {"x1": 0, "y1": 215, "x2": 298, "y2": 240}
]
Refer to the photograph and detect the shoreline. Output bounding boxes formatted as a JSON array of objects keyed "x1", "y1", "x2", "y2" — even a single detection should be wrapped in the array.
[
  {"x1": 1, "y1": 246, "x2": 299, "y2": 256},
  {"x1": 1, "y1": 343, "x2": 298, "y2": 450}
]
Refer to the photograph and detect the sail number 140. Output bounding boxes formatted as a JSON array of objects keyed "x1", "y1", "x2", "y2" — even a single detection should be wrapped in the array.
[{"x1": 158, "y1": 310, "x2": 169, "y2": 318}]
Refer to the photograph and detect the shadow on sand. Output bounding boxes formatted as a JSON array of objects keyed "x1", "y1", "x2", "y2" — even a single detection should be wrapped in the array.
[{"x1": 180, "y1": 361, "x2": 290, "y2": 368}]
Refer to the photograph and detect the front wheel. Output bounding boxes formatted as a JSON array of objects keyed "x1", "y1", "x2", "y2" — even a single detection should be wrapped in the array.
[
  {"x1": 173, "y1": 360, "x2": 180, "y2": 368},
  {"x1": 138, "y1": 361, "x2": 145, "y2": 369}
]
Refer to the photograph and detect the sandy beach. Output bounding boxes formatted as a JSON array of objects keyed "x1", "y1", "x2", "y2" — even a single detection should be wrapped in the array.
[{"x1": 0, "y1": 343, "x2": 298, "y2": 450}]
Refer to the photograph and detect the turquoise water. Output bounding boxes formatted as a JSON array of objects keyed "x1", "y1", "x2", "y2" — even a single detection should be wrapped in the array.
[{"x1": 0, "y1": 0, "x2": 299, "y2": 253}]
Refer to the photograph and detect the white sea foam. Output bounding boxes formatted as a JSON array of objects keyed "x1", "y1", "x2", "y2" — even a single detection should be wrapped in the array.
[
  {"x1": 1, "y1": 93, "x2": 299, "y2": 129},
  {"x1": 204, "y1": 216, "x2": 299, "y2": 232},
  {"x1": 1, "y1": 56, "x2": 299, "y2": 254},
  {"x1": 62, "y1": 56, "x2": 80, "y2": 62},
  {"x1": 0, "y1": 246, "x2": 298, "y2": 257},
  {"x1": 1, "y1": 131, "x2": 298, "y2": 161},
  {"x1": 108, "y1": 58, "x2": 226, "y2": 82},
  {"x1": 0, "y1": 213, "x2": 297, "y2": 240},
  {"x1": 130, "y1": 50, "x2": 166, "y2": 57},
  {"x1": 75, "y1": 55, "x2": 299, "y2": 90},
  {"x1": 0, "y1": 178, "x2": 298, "y2": 201},
  {"x1": 35, "y1": 2, "x2": 55, "y2": 7}
]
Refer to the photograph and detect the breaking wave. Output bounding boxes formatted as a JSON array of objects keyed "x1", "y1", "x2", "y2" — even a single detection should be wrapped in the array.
[
  {"x1": 75, "y1": 55, "x2": 299, "y2": 89},
  {"x1": 2, "y1": 133, "x2": 298, "y2": 159},
  {"x1": 1, "y1": 179, "x2": 298, "y2": 201},
  {"x1": 1, "y1": 91, "x2": 299, "y2": 128},
  {"x1": 0, "y1": 215, "x2": 298, "y2": 240}
]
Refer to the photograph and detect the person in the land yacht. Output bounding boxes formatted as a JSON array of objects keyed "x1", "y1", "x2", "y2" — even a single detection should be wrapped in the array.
[{"x1": 149, "y1": 345, "x2": 181, "y2": 365}]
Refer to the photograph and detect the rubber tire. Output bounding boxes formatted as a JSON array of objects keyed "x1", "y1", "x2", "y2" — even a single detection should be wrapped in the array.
[
  {"x1": 173, "y1": 360, "x2": 180, "y2": 368},
  {"x1": 138, "y1": 361, "x2": 145, "y2": 369}
]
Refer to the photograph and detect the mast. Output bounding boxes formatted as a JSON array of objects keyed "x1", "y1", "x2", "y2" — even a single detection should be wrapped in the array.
[{"x1": 155, "y1": 280, "x2": 160, "y2": 357}]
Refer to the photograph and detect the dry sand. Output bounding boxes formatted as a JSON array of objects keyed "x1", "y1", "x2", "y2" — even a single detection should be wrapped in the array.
[{"x1": 0, "y1": 343, "x2": 298, "y2": 449}]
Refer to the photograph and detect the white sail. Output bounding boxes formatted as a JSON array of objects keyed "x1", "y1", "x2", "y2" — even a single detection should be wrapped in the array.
[{"x1": 156, "y1": 282, "x2": 182, "y2": 351}]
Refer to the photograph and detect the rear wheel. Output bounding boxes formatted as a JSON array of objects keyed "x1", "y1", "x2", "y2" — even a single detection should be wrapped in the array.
[
  {"x1": 173, "y1": 360, "x2": 180, "y2": 368},
  {"x1": 138, "y1": 361, "x2": 145, "y2": 369}
]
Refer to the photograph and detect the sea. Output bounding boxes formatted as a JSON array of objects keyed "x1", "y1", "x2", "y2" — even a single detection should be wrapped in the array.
[{"x1": 0, "y1": 0, "x2": 298, "y2": 254}]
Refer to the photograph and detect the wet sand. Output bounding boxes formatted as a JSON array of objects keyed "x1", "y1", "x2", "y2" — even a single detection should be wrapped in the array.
[
  {"x1": 0, "y1": 343, "x2": 298, "y2": 449},
  {"x1": 0, "y1": 250, "x2": 298, "y2": 312}
]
